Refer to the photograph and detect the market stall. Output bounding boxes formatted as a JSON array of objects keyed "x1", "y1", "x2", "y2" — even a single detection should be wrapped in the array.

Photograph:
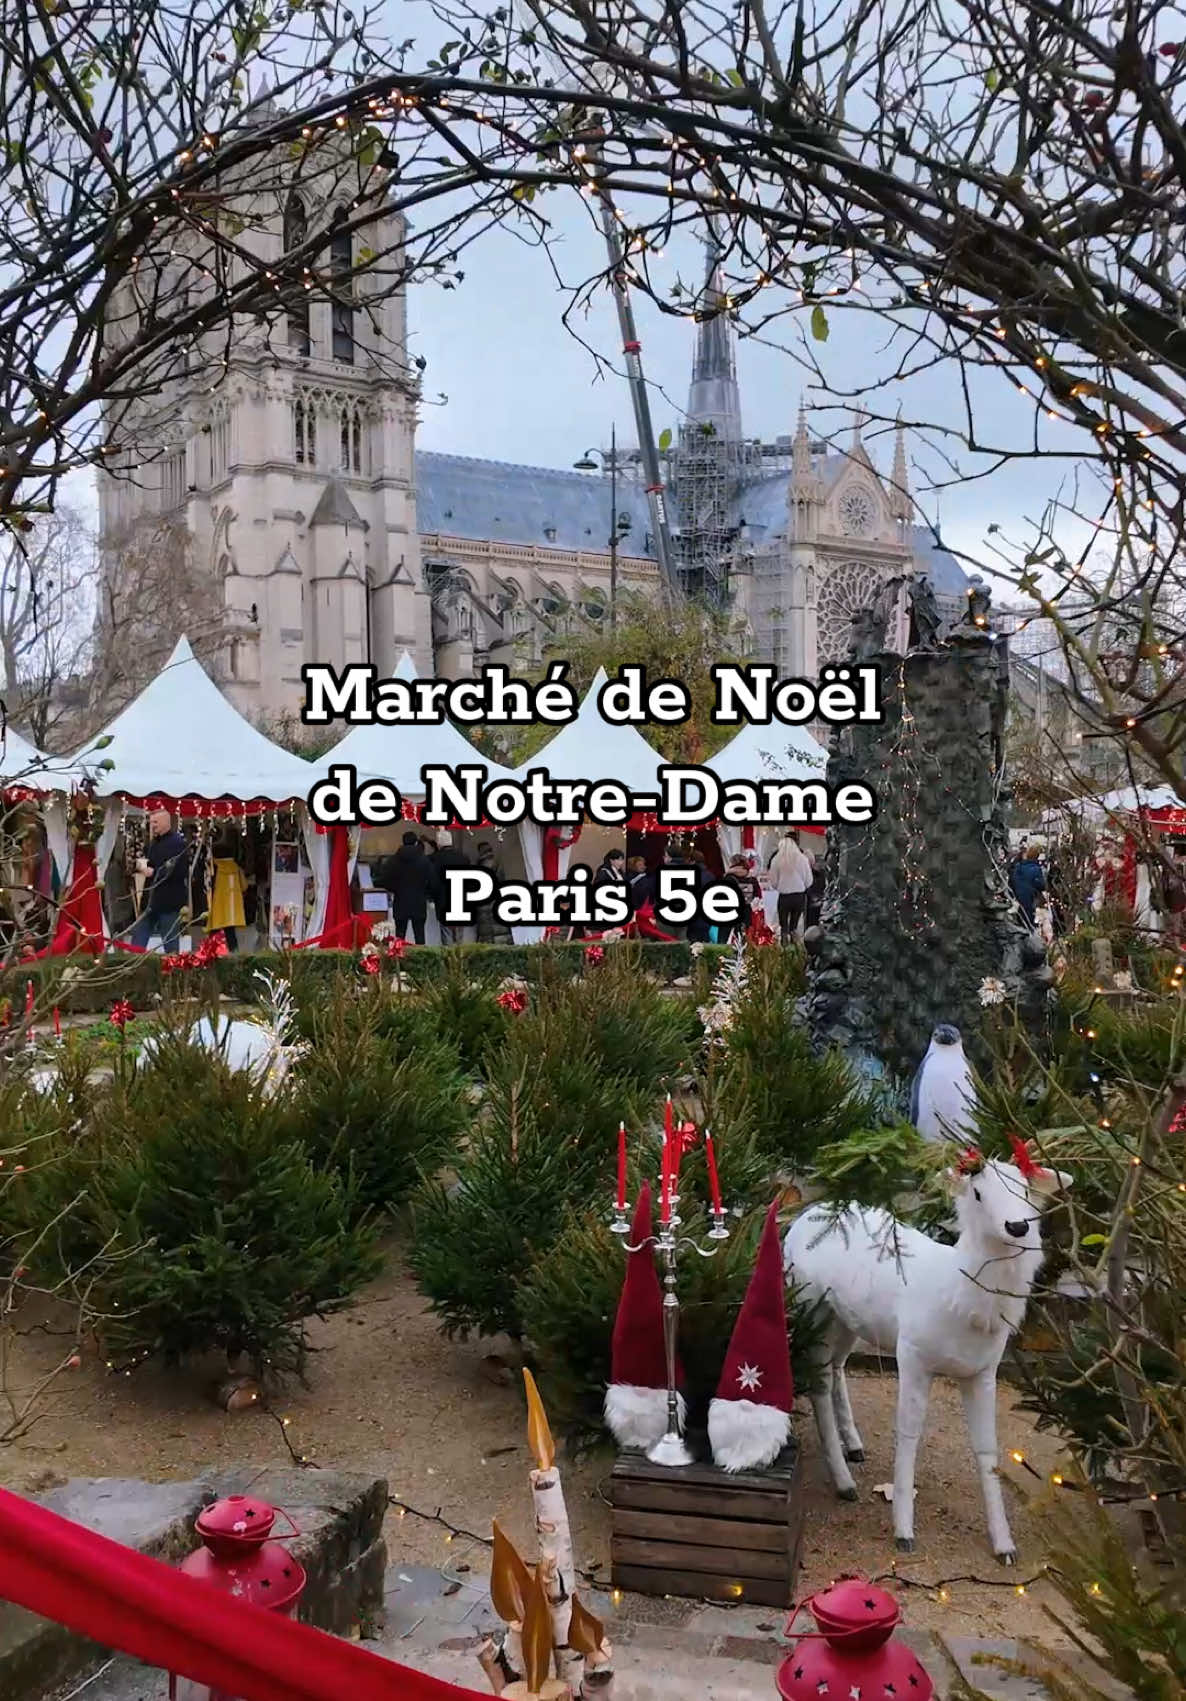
[
  {"x1": 305, "y1": 651, "x2": 525, "y2": 945},
  {"x1": 67, "y1": 637, "x2": 319, "y2": 952},
  {"x1": 1057, "y1": 785, "x2": 1186, "y2": 926},
  {"x1": 0, "y1": 726, "x2": 84, "y2": 950}
]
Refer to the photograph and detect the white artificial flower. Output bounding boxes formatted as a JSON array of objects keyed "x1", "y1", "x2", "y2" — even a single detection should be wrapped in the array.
[
  {"x1": 978, "y1": 976, "x2": 1007, "y2": 1007},
  {"x1": 1113, "y1": 970, "x2": 1133, "y2": 991},
  {"x1": 690, "y1": 942, "x2": 705, "y2": 958}
]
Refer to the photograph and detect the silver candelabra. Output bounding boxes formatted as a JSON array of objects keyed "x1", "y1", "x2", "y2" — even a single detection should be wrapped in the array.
[{"x1": 611, "y1": 1165, "x2": 730, "y2": 1468}]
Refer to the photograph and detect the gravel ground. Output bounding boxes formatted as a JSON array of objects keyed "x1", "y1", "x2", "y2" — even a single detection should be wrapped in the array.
[{"x1": 1, "y1": 1237, "x2": 1084, "y2": 1644}]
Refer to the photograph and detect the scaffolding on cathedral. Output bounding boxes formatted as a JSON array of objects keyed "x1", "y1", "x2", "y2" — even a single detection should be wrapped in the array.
[{"x1": 669, "y1": 235, "x2": 762, "y2": 604}]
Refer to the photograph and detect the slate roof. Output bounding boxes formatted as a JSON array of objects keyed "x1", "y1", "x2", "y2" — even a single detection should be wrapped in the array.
[
  {"x1": 415, "y1": 452, "x2": 656, "y2": 556},
  {"x1": 413, "y1": 450, "x2": 969, "y2": 596}
]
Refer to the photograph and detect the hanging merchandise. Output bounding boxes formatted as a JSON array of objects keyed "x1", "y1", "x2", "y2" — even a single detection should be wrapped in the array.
[{"x1": 269, "y1": 836, "x2": 309, "y2": 948}]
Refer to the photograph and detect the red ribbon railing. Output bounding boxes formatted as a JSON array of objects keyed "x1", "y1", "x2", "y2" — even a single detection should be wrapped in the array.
[{"x1": 0, "y1": 1486, "x2": 488, "y2": 1701}]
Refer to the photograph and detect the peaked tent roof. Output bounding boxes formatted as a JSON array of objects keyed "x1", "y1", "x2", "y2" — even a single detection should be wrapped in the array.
[
  {"x1": 313, "y1": 652, "x2": 516, "y2": 793},
  {"x1": 75, "y1": 637, "x2": 317, "y2": 803},
  {"x1": 704, "y1": 717, "x2": 827, "y2": 786},
  {"x1": 513, "y1": 667, "x2": 669, "y2": 793}
]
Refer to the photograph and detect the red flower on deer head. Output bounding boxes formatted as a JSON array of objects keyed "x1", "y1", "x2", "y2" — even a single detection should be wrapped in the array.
[
  {"x1": 676, "y1": 1120, "x2": 699, "y2": 1156},
  {"x1": 109, "y1": 999, "x2": 135, "y2": 1031},
  {"x1": 496, "y1": 987, "x2": 528, "y2": 1015},
  {"x1": 1008, "y1": 1133, "x2": 1046, "y2": 1179},
  {"x1": 956, "y1": 1146, "x2": 985, "y2": 1176},
  {"x1": 196, "y1": 931, "x2": 228, "y2": 965},
  {"x1": 585, "y1": 944, "x2": 605, "y2": 965},
  {"x1": 384, "y1": 936, "x2": 408, "y2": 960}
]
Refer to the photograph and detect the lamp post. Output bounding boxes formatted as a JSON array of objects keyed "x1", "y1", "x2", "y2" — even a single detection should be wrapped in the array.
[{"x1": 574, "y1": 426, "x2": 632, "y2": 630}]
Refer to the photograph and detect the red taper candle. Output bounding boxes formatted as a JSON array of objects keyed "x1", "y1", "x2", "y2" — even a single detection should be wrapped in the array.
[
  {"x1": 616, "y1": 1121, "x2": 627, "y2": 1210},
  {"x1": 24, "y1": 980, "x2": 34, "y2": 1017},
  {"x1": 704, "y1": 1131, "x2": 723, "y2": 1215},
  {"x1": 52, "y1": 1007, "x2": 61, "y2": 1040}
]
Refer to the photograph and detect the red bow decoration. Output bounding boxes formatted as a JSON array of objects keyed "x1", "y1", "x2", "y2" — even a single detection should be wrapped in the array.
[
  {"x1": 956, "y1": 1146, "x2": 985, "y2": 1176},
  {"x1": 1008, "y1": 1133, "x2": 1045, "y2": 1178},
  {"x1": 676, "y1": 1120, "x2": 699, "y2": 1155}
]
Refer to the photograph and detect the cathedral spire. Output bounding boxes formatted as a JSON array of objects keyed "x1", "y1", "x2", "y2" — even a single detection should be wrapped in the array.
[
  {"x1": 685, "y1": 231, "x2": 743, "y2": 444},
  {"x1": 792, "y1": 398, "x2": 812, "y2": 481},
  {"x1": 889, "y1": 412, "x2": 911, "y2": 522}
]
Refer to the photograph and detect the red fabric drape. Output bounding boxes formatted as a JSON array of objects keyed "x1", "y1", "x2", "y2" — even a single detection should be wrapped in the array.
[
  {"x1": 41, "y1": 843, "x2": 105, "y2": 956},
  {"x1": 317, "y1": 824, "x2": 354, "y2": 949},
  {"x1": 542, "y1": 826, "x2": 581, "y2": 881},
  {"x1": 0, "y1": 1485, "x2": 487, "y2": 1701}
]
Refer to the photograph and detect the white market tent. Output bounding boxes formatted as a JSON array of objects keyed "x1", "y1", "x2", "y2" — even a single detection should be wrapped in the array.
[
  {"x1": 65, "y1": 636, "x2": 319, "y2": 942},
  {"x1": 704, "y1": 718, "x2": 827, "y2": 865},
  {"x1": 313, "y1": 651, "x2": 518, "y2": 793},
  {"x1": 512, "y1": 665, "x2": 669, "y2": 796},
  {"x1": 76, "y1": 635, "x2": 316, "y2": 805}
]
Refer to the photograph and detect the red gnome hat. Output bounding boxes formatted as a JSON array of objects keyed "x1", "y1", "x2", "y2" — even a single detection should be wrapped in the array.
[
  {"x1": 708, "y1": 1200, "x2": 794, "y2": 1472},
  {"x1": 604, "y1": 1181, "x2": 686, "y2": 1451}
]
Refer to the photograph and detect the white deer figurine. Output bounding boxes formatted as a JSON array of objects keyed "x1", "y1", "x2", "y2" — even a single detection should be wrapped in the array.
[{"x1": 783, "y1": 1137, "x2": 1070, "y2": 1562}]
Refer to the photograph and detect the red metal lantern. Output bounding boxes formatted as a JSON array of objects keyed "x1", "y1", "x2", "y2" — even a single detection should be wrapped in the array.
[
  {"x1": 169, "y1": 1495, "x2": 306, "y2": 1701},
  {"x1": 776, "y1": 1578, "x2": 934, "y2": 1701}
]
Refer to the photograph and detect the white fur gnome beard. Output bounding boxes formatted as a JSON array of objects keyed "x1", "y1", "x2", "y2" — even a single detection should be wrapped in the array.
[
  {"x1": 708, "y1": 1397, "x2": 789, "y2": 1473},
  {"x1": 604, "y1": 1384, "x2": 687, "y2": 1451}
]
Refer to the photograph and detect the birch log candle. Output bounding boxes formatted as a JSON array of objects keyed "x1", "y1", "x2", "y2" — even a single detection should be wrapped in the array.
[
  {"x1": 502, "y1": 1566, "x2": 570, "y2": 1701},
  {"x1": 523, "y1": 1368, "x2": 576, "y2": 1660},
  {"x1": 490, "y1": 1519, "x2": 531, "y2": 1683}
]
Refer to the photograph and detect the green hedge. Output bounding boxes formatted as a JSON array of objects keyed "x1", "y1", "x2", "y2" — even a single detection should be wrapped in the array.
[{"x1": 3, "y1": 942, "x2": 732, "y2": 1014}]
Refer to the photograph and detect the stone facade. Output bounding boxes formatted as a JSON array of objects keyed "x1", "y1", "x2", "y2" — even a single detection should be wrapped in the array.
[{"x1": 95, "y1": 182, "x2": 969, "y2": 722}]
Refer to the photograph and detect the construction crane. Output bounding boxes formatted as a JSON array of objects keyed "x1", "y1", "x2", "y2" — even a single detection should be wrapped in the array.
[{"x1": 513, "y1": 9, "x2": 678, "y2": 593}]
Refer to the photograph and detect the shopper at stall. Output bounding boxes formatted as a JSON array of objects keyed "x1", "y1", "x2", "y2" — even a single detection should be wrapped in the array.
[
  {"x1": 767, "y1": 830, "x2": 814, "y2": 942},
  {"x1": 474, "y1": 839, "x2": 512, "y2": 944},
  {"x1": 431, "y1": 831, "x2": 472, "y2": 945},
  {"x1": 375, "y1": 831, "x2": 438, "y2": 945},
  {"x1": 131, "y1": 810, "x2": 189, "y2": 953},
  {"x1": 208, "y1": 833, "x2": 248, "y2": 952}
]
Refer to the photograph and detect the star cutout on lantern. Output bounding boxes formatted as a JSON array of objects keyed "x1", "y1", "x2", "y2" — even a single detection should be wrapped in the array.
[{"x1": 737, "y1": 1363, "x2": 763, "y2": 1392}]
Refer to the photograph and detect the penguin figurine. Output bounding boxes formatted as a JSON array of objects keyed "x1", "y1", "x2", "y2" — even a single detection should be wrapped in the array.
[{"x1": 909, "y1": 1023, "x2": 977, "y2": 1143}]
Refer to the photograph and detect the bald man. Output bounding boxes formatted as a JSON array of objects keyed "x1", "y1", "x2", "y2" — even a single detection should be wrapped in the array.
[{"x1": 131, "y1": 809, "x2": 189, "y2": 952}]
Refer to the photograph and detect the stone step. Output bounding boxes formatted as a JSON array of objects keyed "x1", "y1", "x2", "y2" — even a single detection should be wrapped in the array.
[{"x1": 4, "y1": 1467, "x2": 387, "y2": 1701}]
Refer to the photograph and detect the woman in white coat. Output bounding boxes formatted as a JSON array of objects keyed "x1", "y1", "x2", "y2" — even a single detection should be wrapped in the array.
[{"x1": 767, "y1": 832, "x2": 814, "y2": 943}]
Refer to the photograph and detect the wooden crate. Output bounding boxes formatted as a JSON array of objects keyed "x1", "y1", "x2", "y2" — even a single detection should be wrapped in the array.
[{"x1": 610, "y1": 1445, "x2": 804, "y2": 1609}]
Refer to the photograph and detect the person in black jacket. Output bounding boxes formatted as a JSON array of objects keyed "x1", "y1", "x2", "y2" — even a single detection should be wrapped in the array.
[
  {"x1": 431, "y1": 832, "x2": 472, "y2": 943},
  {"x1": 625, "y1": 854, "x2": 654, "y2": 913},
  {"x1": 593, "y1": 848, "x2": 626, "y2": 888},
  {"x1": 375, "y1": 832, "x2": 438, "y2": 944},
  {"x1": 131, "y1": 809, "x2": 189, "y2": 951}
]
